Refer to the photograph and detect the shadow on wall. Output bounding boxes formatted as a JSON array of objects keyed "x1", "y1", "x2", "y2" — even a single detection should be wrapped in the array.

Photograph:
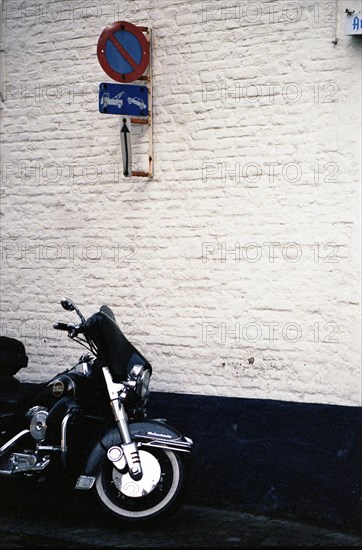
[{"x1": 149, "y1": 392, "x2": 362, "y2": 531}]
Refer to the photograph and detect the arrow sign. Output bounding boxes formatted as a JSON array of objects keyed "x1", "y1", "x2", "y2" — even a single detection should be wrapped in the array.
[{"x1": 120, "y1": 117, "x2": 132, "y2": 177}]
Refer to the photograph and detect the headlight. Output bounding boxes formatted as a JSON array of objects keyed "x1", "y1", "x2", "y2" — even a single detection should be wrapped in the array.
[{"x1": 128, "y1": 365, "x2": 151, "y2": 401}]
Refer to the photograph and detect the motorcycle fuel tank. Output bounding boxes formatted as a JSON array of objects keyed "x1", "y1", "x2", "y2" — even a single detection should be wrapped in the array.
[{"x1": 34, "y1": 372, "x2": 91, "y2": 404}]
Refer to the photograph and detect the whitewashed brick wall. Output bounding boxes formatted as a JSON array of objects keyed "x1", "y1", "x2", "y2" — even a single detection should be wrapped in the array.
[{"x1": 0, "y1": 0, "x2": 361, "y2": 406}]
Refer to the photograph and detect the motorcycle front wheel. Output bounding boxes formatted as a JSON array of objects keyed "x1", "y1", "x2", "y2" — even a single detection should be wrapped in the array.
[{"x1": 94, "y1": 447, "x2": 186, "y2": 523}]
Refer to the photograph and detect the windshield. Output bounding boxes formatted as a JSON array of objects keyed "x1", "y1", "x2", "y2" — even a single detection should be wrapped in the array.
[
  {"x1": 99, "y1": 304, "x2": 117, "y2": 323},
  {"x1": 85, "y1": 309, "x2": 151, "y2": 382}
]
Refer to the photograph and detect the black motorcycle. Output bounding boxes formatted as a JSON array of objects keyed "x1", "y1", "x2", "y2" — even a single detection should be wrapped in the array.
[{"x1": 0, "y1": 298, "x2": 193, "y2": 523}]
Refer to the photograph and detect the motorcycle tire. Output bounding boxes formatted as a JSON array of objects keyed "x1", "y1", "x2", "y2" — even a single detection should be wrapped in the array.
[{"x1": 94, "y1": 446, "x2": 186, "y2": 523}]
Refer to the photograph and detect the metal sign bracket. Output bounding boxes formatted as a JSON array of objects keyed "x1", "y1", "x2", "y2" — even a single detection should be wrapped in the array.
[{"x1": 130, "y1": 26, "x2": 153, "y2": 179}]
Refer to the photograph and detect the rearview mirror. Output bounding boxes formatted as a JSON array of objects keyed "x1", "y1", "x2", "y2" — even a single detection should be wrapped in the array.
[{"x1": 61, "y1": 298, "x2": 75, "y2": 312}]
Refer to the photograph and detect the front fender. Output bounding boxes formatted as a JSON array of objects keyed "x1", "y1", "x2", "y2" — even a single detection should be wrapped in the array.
[{"x1": 81, "y1": 420, "x2": 193, "y2": 479}]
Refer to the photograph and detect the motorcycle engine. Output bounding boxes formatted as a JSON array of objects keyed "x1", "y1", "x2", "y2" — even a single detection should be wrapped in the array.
[{"x1": 26, "y1": 406, "x2": 48, "y2": 442}]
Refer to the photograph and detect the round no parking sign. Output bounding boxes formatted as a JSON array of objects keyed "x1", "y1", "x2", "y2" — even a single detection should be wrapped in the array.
[{"x1": 97, "y1": 21, "x2": 149, "y2": 83}]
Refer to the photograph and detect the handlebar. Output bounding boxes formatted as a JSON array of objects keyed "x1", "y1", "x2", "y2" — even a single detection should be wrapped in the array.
[{"x1": 53, "y1": 322, "x2": 84, "y2": 338}]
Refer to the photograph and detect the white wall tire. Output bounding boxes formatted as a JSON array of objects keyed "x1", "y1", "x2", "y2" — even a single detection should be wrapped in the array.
[{"x1": 94, "y1": 447, "x2": 185, "y2": 523}]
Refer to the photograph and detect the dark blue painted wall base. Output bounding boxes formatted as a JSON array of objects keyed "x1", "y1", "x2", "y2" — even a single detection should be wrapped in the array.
[{"x1": 148, "y1": 392, "x2": 362, "y2": 531}]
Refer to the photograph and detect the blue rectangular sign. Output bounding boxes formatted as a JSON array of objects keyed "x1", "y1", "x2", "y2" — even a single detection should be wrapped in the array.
[{"x1": 99, "y1": 83, "x2": 148, "y2": 116}]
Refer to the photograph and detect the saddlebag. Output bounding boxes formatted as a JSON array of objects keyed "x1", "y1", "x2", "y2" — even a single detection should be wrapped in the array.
[{"x1": 0, "y1": 336, "x2": 28, "y2": 376}]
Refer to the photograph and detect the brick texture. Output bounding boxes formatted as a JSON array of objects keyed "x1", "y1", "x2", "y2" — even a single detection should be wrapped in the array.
[{"x1": 0, "y1": 0, "x2": 361, "y2": 406}]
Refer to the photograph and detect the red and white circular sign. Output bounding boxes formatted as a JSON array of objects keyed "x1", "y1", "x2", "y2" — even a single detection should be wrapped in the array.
[{"x1": 97, "y1": 21, "x2": 149, "y2": 83}]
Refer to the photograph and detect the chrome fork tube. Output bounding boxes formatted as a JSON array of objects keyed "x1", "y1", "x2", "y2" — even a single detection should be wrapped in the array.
[
  {"x1": 102, "y1": 367, "x2": 142, "y2": 480},
  {"x1": 110, "y1": 397, "x2": 132, "y2": 444}
]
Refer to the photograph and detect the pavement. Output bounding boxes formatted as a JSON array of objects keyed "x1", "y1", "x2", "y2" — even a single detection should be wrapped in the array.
[{"x1": 0, "y1": 480, "x2": 361, "y2": 548}]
